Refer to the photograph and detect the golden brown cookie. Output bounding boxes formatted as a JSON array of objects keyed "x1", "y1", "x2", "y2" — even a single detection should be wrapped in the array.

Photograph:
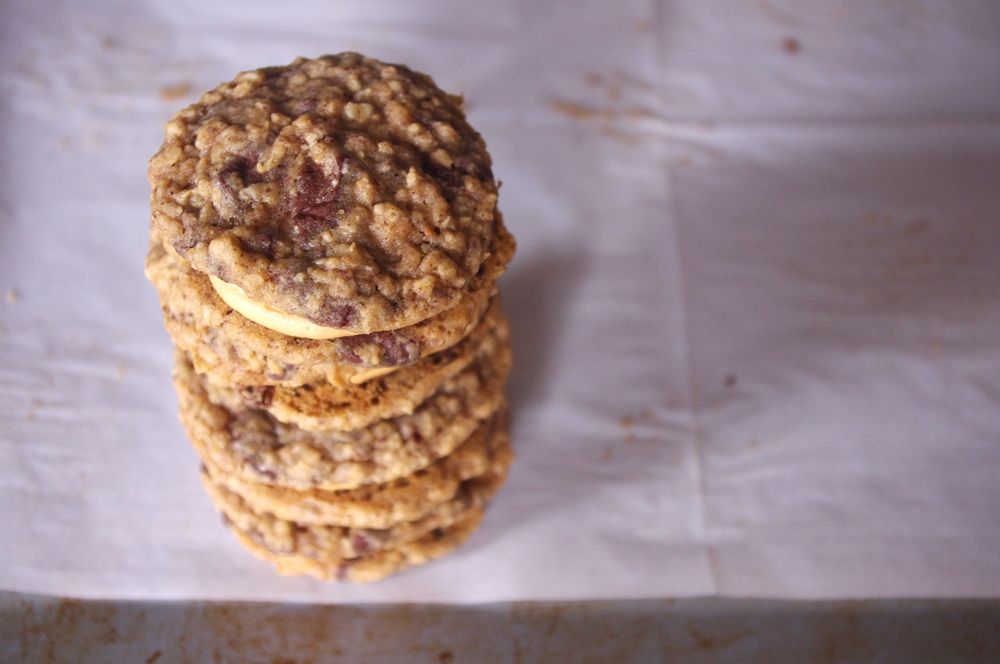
[
  {"x1": 229, "y1": 510, "x2": 485, "y2": 583},
  {"x1": 173, "y1": 332, "x2": 511, "y2": 489},
  {"x1": 202, "y1": 453, "x2": 508, "y2": 565},
  {"x1": 200, "y1": 411, "x2": 512, "y2": 529},
  {"x1": 149, "y1": 53, "x2": 499, "y2": 335},
  {"x1": 208, "y1": 298, "x2": 510, "y2": 432},
  {"x1": 145, "y1": 219, "x2": 515, "y2": 387}
]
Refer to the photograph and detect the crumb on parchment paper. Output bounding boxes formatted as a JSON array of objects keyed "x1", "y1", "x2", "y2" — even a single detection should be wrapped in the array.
[
  {"x1": 159, "y1": 82, "x2": 191, "y2": 101},
  {"x1": 549, "y1": 70, "x2": 659, "y2": 145},
  {"x1": 550, "y1": 99, "x2": 611, "y2": 122}
]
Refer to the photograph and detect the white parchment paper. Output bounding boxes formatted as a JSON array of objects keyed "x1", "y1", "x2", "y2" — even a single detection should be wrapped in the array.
[{"x1": 1, "y1": 0, "x2": 999, "y2": 603}]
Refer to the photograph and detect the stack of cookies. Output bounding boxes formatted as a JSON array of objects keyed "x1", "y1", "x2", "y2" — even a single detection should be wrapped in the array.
[{"x1": 144, "y1": 53, "x2": 515, "y2": 583}]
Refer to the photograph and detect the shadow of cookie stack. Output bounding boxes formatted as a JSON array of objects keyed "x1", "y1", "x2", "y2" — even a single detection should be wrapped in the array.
[{"x1": 144, "y1": 53, "x2": 515, "y2": 583}]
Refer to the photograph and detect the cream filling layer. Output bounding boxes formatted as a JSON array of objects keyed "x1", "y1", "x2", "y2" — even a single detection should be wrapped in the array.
[
  {"x1": 209, "y1": 275, "x2": 355, "y2": 340},
  {"x1": 348, "y1": 366, "x2": 397, "y2": 384},
  {"x1": 209, "y1": 275, "x2": 400, "y2": 385}
]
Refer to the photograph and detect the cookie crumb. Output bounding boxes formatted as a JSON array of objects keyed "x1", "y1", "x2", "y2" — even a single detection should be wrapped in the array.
[
  {"x1": 620, "y1": 416, "x2": 637, "y2": 443},
  {"x1": 724, "y1": 374, "x2": 737, "y2": 388},
  {"x1": 782, "y1": 37, "x2": 801, "y2": 54},
  {"x1": 117, "y1": 362, "x2": 128, "y2": 379},
  {"x1": 6, "y1": 289, "x2": 19, "y2": 303},
  {"x1": 159, "y1": 82, "x2": 191, "y2": 101},
  {"x1": 550, "y1": 99, "x2": 601, "y2": 122}
]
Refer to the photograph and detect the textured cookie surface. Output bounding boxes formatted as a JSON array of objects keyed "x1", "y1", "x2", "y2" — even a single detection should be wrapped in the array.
[
  {"x1": 203, "y1": 452, "x2": 508, "y2": 565},
  {"x1": 201, "y1": 411, "x2": 512, "y2": 529},
  {"x1": 174, "y1": 329, "x2": 511, "y2": 489},
  {"x1": 149, "y1": 52, "x2": 499, "y2": 334},
  {"x1": 145, "y1": 220, "x2": 514, "y2": 386},
  {"x1": 230, "y1": 510, "x2": 484, "y2": 583},
  {"x1": 213, "y1": 298, "x2": 510, "y2": 432}
]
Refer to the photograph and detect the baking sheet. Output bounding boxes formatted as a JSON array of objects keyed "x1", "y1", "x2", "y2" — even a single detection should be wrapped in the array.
[
  {"x1": 1, "y1": 0, "x2": 999, "y2": 603},
  {"x1": 6, "y1": 593, "x2": 1000, "y2": 664}
]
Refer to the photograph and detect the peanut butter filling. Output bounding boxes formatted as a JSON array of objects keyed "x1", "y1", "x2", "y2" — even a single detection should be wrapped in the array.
[
  {"x1": 210, "y1": 275, "x2": 356, "y2": 340},
  {"x1": 210, "y1": 275, "x2": 400, "y2": 385}
]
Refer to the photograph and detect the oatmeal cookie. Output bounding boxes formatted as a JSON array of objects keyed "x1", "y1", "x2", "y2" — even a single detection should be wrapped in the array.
[
  {"x1": 145, "y1": 219, "x2": 514, "y2": 386},
  {"x1": 200, "y1": 412, "x2": 512, "y2": 529},
  {"x1": 149, "y1": 52, "x2": 500, "y2": 334},
  {"x1": 210, "y1": 298, "x2": 511, "y2": 432},
  {"x1": 174, "y1": 336, "x2": 510, "y2": 489},
  {"x1": 202, "y1": 454, "x2": 507, "y2": 564},
  {"x1": 230, "y1": 510, "x2": 484, "y2": 583}
]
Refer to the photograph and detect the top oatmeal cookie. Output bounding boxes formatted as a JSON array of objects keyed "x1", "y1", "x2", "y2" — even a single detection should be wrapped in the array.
[{"x1": 149, "y1": 53, "x2": 499, "y2": 334}]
